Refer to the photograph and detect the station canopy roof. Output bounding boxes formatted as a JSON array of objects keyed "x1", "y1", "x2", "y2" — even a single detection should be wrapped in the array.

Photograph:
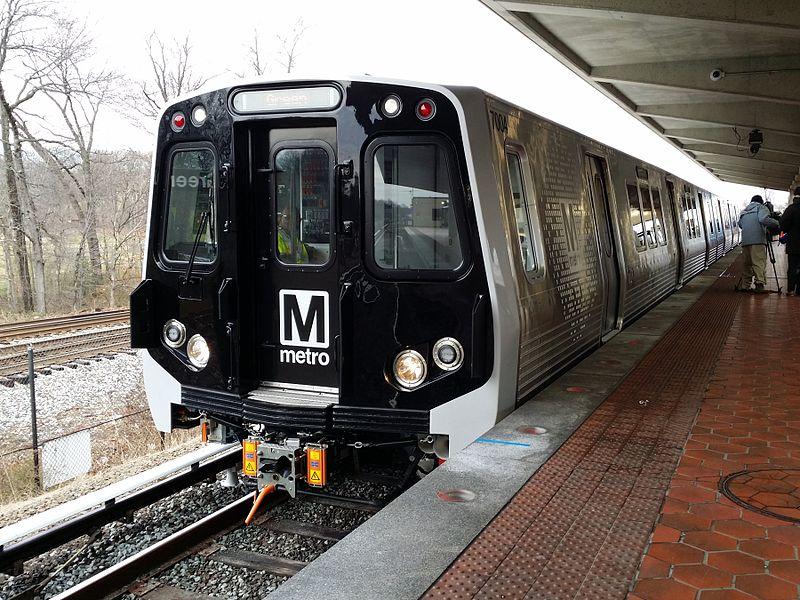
[{"x1": 480, "y1": 0, "x2": 800, "y2": 191}]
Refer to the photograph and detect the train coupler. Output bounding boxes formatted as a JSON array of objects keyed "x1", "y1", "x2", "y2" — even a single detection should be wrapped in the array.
[{"x1": 242, "y1": 438, "x2": 329, "y2": 498}]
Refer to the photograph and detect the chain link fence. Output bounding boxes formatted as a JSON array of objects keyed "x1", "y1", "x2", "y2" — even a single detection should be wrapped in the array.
[{"x1": 0, "y1": 344, "x2": 194, "y2": 506}]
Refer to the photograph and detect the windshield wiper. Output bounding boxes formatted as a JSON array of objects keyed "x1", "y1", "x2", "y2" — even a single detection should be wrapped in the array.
[{"x1": 183, "y1": 210, "x2": 210, "y2": 283}]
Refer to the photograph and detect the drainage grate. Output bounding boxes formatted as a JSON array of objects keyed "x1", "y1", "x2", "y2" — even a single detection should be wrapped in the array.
[{"x1": 720, "y1": 468, "x2": 800, "y2": 524}]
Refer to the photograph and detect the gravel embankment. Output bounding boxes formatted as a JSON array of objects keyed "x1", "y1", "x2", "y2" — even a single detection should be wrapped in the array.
[{"x1": 0, "y1": 352, "x2": 144, "y2": 453}]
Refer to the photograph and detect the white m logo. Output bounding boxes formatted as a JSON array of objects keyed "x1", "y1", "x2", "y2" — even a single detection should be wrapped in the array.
[{"x1": 279, "y1": 290, "x2": 329, "y2": 349}]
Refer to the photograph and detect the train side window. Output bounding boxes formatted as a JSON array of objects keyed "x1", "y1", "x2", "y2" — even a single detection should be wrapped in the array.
[
  {"x1": 693, "y1": 196, "x2": 702, "y2": 239},
  {"x1": 369, "y1": 140, "x2": 465, "y2": 273},
  {"x1": 162, "y1": 147, "x2": 216, "y2": 264},
  {"x1": 505, "y1": 150, "x2": 538, "y2": 274},
  {"x1": 651, "y1": 188, "x2": 667, "y2": 246},
  {"x1": 627, "y1": 183, "x2": 646, "y2": 251},
  {"x1": 639, "y1": 184, "x2": 657, "y2": 248}
]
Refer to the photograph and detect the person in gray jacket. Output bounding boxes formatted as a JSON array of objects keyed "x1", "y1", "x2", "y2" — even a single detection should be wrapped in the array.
[{"x1": 735, "y1": 195, "x2": 780, "y2": 293}]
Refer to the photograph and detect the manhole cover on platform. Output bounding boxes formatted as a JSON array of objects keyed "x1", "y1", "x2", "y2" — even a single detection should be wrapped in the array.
[{"x1": 720, "y1": 468, "x2": 800, "y2": 523}]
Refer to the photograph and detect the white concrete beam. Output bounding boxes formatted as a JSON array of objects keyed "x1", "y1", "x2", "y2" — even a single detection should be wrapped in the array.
[
  {"x1": 638, "y1": 102, "x2": 800, "y2": 137},
  {"x1": 665, "y1": 128, "x2": 800, "y2": 157},
  {"x1": 495, "y1": 1, "x2": 800, "y2": 32},
  {"x1": 592, "y1": 55, "x2": 800, "y2": 106},
  {"x1": 708, "y1": 167, "x2": 796, "y2": 183},
  {"x1": 684, "y1": 144, "x2": 800, "y2": 164},
  {"x1": 690, "y1": 151, "x2": 798, "y2": 169},
  {"x1": 714, "y1": 174, "x2": 794, "y2": 189}
]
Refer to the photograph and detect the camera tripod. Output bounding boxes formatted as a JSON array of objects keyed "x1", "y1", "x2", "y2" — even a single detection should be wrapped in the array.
[{"x1": 766, "y1": 238, "x2": 783, "y2": 295}]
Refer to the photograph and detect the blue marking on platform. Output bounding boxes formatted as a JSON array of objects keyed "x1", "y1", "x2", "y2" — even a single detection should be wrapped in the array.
[{"x1": 476, "y1": 437, "x2": 531, "y2": 447}]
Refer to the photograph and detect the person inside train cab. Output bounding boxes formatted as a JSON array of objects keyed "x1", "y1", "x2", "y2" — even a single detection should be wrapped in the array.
[
  {"x1": 277, "y1": 208, "x2": 309, "y2": 264},
  {"x1": 779, "y1": 188, "x2": 800, "y2": 296},
  {"x1": 735, "y1": 195, "x2": 780, "y2": 294}
]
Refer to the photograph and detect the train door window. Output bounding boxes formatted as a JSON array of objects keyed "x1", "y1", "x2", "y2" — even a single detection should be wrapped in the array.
[
  {"x1": 369, "y1": 138, "x2": 465, "y2": 273},
  {"x1": 505, "y1": 149, "x2": 539, "y2": 274},
  {"x1": 651, "y1": 188, "x2": 667, "y2": 245},
  {"x1": 162, "y1": 147, "x2": 216, "y2": 264},
  {"x1": 274, "y1": 146, "x2": 332, "y2": 266},
  {"x1": 639, "y1": 184, "x2": 657, "y2": 248},
  {"x1": 627, "y1": 183, "x2": 646, "y2": 251}
]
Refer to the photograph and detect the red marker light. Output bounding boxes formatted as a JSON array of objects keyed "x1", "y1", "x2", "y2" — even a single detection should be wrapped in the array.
[
  {"x1": 416, "y1": 99, "x2": 436, "y2": 121},
  {"x1": 171, "y1": 112, "x2": 186, "y2": 132}
]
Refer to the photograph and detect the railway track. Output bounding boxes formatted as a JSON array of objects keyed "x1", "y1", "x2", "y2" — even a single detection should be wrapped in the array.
[
  {"x1": 0, "y1": 310, "x2": 129, "y2": 343},
  {"x1": 0, "y1": 447, "x2": 404, "y2": 600},
  {"x1": 52, "y1": 489, "x2": 382, "y2": 600}
]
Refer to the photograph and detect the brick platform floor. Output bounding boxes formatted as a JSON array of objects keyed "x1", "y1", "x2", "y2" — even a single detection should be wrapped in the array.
[
  {"x1": 631, "y1": 260, "x2": 800, "y2": 599},
  {"x1": 425, "y1": 250, "x2": 800, "y2": 600}
]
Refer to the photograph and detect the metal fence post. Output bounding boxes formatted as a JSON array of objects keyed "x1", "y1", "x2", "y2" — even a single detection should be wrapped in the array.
[{"x1": 28, "y1": 346, "x2": 41, "y2": 490}]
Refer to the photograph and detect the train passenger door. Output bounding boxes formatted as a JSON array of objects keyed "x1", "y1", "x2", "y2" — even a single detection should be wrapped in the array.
[
  {"x1": 665, "y1": 179, "x2": 685, "y2": 286},
  {"x1": 253, "y1": 127, "x2": 340, "y2": 393},
  {"x1": 584, "y1": 155, "x2": 620, "y2": 337}
]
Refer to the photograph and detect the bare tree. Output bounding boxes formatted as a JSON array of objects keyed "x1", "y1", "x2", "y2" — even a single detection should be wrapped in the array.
[
  {"x1": 242, "y1": 28, "x2": 268, "y2": 77},
  {"x1": 19, "y1": 18, "x2": 122, "y2": 306},
  {"x1": 275, "y1": 18, "x2": 307, "y2": 74},
  {"x1": 137, "y1": 33, "x2": 211, "y2": 121},
  {"x1": 0, "y1": 0, "x2": 53, "y2": 312}
]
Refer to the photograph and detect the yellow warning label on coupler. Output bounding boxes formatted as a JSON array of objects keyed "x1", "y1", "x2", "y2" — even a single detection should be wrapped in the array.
[
  {"x1": 242, "y1": 440, "x2": 258, "y2": 477},
  {"x1": 306, "y1": 446, "x2": 327, "y2": 487}
]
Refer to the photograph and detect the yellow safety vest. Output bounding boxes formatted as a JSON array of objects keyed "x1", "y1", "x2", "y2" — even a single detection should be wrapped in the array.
[{"x1": 278, "y1": 228, "x2": 309, "y2": 263}]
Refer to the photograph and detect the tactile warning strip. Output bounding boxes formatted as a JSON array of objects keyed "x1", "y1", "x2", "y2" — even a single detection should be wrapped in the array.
[{"x1": 424, "y1": 268, "x2": 743, "y2": 600}]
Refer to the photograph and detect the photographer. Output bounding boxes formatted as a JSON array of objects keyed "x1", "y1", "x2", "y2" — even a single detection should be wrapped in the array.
[
  {"x1": 780, "y1": 187, "x2": 800, "y2": 296},
  {"x1": 736, "y1": 195, "x2": 780, "y2": 293}
]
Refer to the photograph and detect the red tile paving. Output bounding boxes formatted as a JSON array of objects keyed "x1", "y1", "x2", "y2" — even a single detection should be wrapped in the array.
[
  {"x1": 425, "y1": 252, "x2": 800, "y2": 600},
  {"x1": 632, "y1": 259, "x2": 800, "y2": 599}
]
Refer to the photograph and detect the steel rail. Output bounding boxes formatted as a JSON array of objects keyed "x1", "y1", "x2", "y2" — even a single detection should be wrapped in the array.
[
  {"x1": 51, "y1": 491, "x2": 288, "y2": 600},
  {"x1": 0, "y1": 446, "x2": 240, "y2": 573},
  {"x1": 0, "y1": 310, "x2": 129, "y2": 342}
]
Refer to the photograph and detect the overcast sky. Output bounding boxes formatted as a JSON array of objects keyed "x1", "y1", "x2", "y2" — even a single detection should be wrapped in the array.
[{"x1": 68, "y1": 0, "x2": 790, "y2": 208}]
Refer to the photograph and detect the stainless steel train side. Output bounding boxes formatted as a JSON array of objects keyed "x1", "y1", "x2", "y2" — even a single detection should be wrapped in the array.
[{"x1": 467, "y1": 92, "x2": 736, "y2": 404}]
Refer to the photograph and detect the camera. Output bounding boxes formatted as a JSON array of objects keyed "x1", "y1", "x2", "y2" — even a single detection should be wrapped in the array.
[
  {"x1": 748, "y1": 128, "x2": 763, "y2": 156},
  {"x1": 709, "y1": 68, "x2": 726, "y2": 82}
]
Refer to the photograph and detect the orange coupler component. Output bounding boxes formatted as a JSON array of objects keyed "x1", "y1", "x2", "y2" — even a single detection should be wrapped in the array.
[
  {"x1": 245, "y1": 483, "x2": 276, "y2": 526},
  {"x1": 306, "y1": 445, "x2": 327, "y2": 487}
]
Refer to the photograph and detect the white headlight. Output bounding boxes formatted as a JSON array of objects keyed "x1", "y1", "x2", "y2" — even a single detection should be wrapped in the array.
[
  {"x1": 432, "y1": 337, "x2": 464, "y2": 371},
  {"x1": 186, "y1": 334, "x2": 210, "y2": 369},
  {"x1": 381, "y1": 94, "x2": 402, "y2": 118},
  {"x1": 393, "y1": 349, "x2": 427, "y2": 390},
  {"x1": 162, "y1": 319, "x2": 186, "y2": 348},
  {"x1": 191, "y1": 104, "x2": 207, "y2": 126}
]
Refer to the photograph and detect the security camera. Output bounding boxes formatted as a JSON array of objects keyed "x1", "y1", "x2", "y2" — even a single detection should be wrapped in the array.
[
  {"x1": 748, "y1": 128, "x2": 763, "y2": 156},
  {"x1": 709, "y1": 68, "x2": 726, "y2": 82}
]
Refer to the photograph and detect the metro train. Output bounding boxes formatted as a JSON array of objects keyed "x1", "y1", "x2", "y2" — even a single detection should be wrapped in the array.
[{"x1": 130, "y1": 77, "x2": 739, "y2": 495}]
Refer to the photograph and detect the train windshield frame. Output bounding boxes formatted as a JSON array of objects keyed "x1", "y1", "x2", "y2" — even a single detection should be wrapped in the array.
[
  {"x1": 160, "y1": 144, "x2": 217, "y2": 267},
  {"x1": 364, "y1": 134, "x2": 470, "y2": 280}
]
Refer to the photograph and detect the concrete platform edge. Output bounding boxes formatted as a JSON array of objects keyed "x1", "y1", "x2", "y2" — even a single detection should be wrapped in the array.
[{"x1": 274, "y1": 254, "x2": 739, "y2": 600}]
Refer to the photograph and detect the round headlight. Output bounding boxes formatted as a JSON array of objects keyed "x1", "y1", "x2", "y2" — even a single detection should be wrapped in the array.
[
  {"x1": 191, "y1": 104, "x2": 207, "y2": 127},
  {"x1": 162, "y1": 319, "x2": 186, "y2": 348},
  {"x1": 381, "y1": 94, "x2": 402, "y2": 118},
  {"x1": 393, "y1": 349, "x2": 427, "y2": 390},
  {"x1": 433, "y1": 337, "x2": 464, "y2": 371},
  {"x1": 186, "y1": 334, "x2": 210, "y2": 369}
]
